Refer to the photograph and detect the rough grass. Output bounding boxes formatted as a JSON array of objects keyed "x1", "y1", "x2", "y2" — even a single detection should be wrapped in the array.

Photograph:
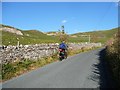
[
  {"x1": 1, "y1": 31, "x2": 59, "y2": 45},
  {"x1": 105, "y1": 29, "x2": 120, "y2": 88},
  {"x1": 71, "y1": 28, "x2": 118, "y2": 43},
  {"x1": 2, "y1": 53, "x2": 58, "y2": 81}
]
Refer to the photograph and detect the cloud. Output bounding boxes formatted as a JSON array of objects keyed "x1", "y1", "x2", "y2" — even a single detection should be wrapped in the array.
[{"x1": 62, "y1": 20, "x2": 67, "y2": 23}]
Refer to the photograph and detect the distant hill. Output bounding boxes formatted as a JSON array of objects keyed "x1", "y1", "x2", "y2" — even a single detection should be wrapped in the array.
[
  {"x1": 0, "y1": 24, "x2": 118, "y2": 45},
  {"x1": 45, "y1": 31, "x2": 59, "y2": 36},
  {"x1": 70, "y1": 28, "x2": 118, "y2": 43},
  {"x1": 1, "y1": 24, "x2": 59, "y2": 45}
]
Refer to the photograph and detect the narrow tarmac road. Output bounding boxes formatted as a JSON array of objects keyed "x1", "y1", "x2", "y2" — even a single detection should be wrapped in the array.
[{"x1": 2, "y1": 48, "x2": 112, "y2": 88}]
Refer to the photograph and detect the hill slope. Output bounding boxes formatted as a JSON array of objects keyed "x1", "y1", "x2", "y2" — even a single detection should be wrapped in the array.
[
  {"x1": 0, "y1": 24, "x2": 118, "y2": 45},
  {"x1": 1, "y1": 24, "x2": 59, "y2": 45},
  {"x1": 2, "y1": 30, "x2": 59, "y2": 45},
  {"x1": 70, "y1": 28, "x2": 118, "y2": 43}
]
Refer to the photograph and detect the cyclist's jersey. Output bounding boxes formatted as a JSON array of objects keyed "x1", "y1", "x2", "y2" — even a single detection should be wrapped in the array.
[{"x1": 59, "y1": 43, "x2": 67, "y2": 50}]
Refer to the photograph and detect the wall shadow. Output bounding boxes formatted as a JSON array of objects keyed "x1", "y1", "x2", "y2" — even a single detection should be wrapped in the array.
[{"x1": 89, "y1": 48, "x2": 117, "y2": 89}]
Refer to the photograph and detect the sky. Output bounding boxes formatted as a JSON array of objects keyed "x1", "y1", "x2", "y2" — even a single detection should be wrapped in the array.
[{"x1": 2, "y1": 2, "x2": 118, "y2": 34}]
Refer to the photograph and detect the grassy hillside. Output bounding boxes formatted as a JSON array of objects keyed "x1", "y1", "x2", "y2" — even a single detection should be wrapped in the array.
[
  {"x1": 71, "y1": 28, "x2": 118, "y2": 43},
  {"x1": 2, "y1": 30, "x2": 59, "y2": 45},
  {"x1": 0, "y1": 24, "x2": 20, "y2": 30},
  {"x1": 1, "y1": 24, "x2": 118, "y2": 45},
  {"x1": 46, "y1": 31, "x2": 58, "y2": 34}
]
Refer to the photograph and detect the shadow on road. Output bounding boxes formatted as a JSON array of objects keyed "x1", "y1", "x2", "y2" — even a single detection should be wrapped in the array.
[{"x1": 90, "y1": 48, "x2": 117, "y2": 89}]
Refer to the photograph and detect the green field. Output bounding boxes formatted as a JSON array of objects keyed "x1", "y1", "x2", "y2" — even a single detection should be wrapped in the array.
[
  {"x1": 1, "y1": 24, "x2": 118, "y2": 45},
  {"x1": 71, "y1": 28, "x2": 118, "y2": 43},
  {"x1": 1, "y1": 30, "x2": 59, "y2": 45}
]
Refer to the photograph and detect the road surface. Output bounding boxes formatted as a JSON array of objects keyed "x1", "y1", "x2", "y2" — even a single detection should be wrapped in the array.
[{"x1": 2, "y1": 48, "x2": 113, "y2": 88}]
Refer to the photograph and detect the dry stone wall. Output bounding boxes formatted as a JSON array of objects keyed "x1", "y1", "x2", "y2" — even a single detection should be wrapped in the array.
[{"x1": 0, "y1": 43, "x2": 102, "y2": 64}]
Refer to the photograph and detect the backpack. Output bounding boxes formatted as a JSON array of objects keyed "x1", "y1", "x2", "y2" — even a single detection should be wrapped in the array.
[{"x1": 59, "y1": 43, "x2": 66, "y2": 49}]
